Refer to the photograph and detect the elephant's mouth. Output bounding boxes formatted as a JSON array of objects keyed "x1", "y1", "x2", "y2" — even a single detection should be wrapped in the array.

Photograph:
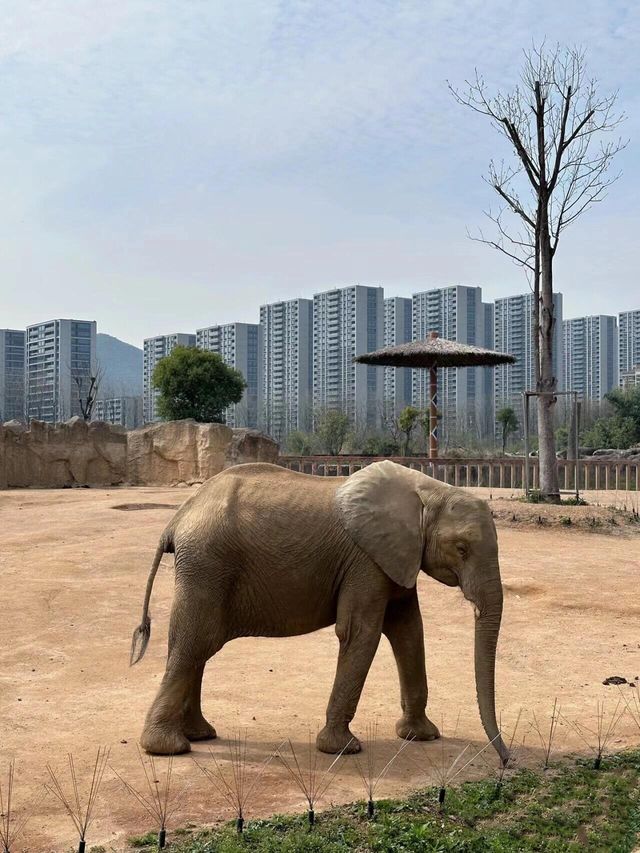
[{"x1": 425, "y1": 564, "x2": 459, "y2": 587}]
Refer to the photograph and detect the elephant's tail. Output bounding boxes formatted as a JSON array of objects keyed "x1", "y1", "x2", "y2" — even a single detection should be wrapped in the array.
[{"x1": 130, "y1": 533, "x2": 173, "y2": 666}]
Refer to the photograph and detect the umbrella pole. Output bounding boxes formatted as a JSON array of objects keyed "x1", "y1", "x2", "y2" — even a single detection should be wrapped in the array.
[{"x1": 429, "y1": 365, "x2": 438, "y2": 459}]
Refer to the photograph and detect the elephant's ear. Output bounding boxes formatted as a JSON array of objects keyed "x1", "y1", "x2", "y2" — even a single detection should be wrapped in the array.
[{"x1": 335, "y1": 460, "x2": 443, "y2": 588}]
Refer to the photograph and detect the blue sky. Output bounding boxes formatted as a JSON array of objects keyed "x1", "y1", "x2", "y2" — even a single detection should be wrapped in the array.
[{"x1": 0, "y1": 0, "x2": 638, "y2": 347}]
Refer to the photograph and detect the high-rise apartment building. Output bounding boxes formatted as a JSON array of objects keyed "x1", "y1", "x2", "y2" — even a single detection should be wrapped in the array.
[
  {"x1": 494, "y1": 291, "x2": 564, "y2": 413},
  {"x1": 312, "y1": 285, "x2": 384, "y2": 426},
  {"x1": 621, "y1": 365, "x2": 640, "y2": 390},
  {"x1": 563, "y1": 315, "x2": 618, "y2": 401},
  {"x1": 93, "y1": 396, "x2": 143, "y2": 429},
  {"x1": 143, "y1": 333, "x2": 196, "y2": 422},
  {"x1": 26, "y1": 319, "x2": 97, "y2": 423},
  {"x1": 0, "y1": 329, "x2": 26, "y2": 422},
  {"x1": 383, "y1": 297, "x2": 413, "y2": 417},
  {"x1": 196, "y1": 323, "x2": 261, "y2": 428},
  {"x1": 412, "y1": 286, "x2": 494, "y2": 438},
  {"x1": 619, "y1": 309, "x2": 640, "y2": 383},
  {"x1": 258, "y1": 299, "x2": 313, "y2": 440}
]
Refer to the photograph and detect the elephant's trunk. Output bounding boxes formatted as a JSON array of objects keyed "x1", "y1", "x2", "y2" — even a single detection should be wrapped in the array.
[{"x1": 466, "y1": 572, "x2": 509, "y2": 766}]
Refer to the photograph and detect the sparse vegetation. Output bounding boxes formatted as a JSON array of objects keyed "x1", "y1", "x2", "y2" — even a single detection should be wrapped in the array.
[{"x1": 129, "y1": 750, "x2": 640, "y2": 852}]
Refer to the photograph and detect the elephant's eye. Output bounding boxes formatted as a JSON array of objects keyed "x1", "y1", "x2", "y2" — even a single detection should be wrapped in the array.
[{"x1": 456, "y1": 542, "x2": 469, "y2": 560}]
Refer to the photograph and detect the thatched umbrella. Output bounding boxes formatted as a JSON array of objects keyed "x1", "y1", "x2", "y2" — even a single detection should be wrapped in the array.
[{"x1": 356, "y1": 331, "x2": 516, "y2": 458}]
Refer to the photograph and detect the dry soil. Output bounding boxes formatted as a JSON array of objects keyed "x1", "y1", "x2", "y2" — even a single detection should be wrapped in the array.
[{"x1": 1, "y1": 485, "x2": 639, "y2": 851}]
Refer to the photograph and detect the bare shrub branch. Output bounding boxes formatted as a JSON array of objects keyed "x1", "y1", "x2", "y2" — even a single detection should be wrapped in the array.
[
  {"x1": 0, "y1": 761, "x2": 30, "y2": 853},
  {"x1": 194, "y1": 732, "x2": 282, "y2": 833},
  {"x1": 111, "y1": 747, "x2": 182, "y2": 849},
  {"x1": 45, "y1": 748, "x2": 110, "y2": 852},
  {"x1": 276, "y1": 732, "x2": 354, "y2": 827}
]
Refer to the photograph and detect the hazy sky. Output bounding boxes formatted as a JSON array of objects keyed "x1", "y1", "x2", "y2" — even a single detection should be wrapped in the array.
[{"x1": 1, "y1": 1, "x2": 638, "y2": 347}]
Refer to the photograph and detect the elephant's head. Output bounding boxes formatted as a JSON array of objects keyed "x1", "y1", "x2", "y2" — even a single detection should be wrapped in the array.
[{"x1": 336, "y1": 460, "x2": 508, "y2": 764}]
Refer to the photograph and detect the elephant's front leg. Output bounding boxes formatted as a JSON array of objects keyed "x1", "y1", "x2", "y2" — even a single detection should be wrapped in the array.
[
  {"x1": 383, "y1": 590, "x2": 440, "y2": 742},
  {"x1": 317, "y1": 594, "x2": 385, "y2": 755}
]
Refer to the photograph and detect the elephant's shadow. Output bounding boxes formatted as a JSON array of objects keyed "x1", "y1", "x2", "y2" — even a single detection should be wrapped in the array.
[{"x1": 185, "y1": 733, "x2": 549, "y2": 798}]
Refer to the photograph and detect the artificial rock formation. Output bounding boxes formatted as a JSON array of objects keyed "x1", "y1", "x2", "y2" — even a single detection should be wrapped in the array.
[{"x1": 0, "y1": 418, "x2": 279, "y2": 488}]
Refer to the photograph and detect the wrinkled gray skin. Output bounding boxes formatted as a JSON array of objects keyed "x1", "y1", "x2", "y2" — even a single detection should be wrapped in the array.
[{"x1": 131, "y1": 462, "x2": 508, "y2": 764}]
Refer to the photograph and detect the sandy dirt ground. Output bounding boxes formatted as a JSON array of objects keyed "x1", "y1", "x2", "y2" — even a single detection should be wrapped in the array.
[{"x1": 1, "y1": 485, "x2": 639, "y2": 852}]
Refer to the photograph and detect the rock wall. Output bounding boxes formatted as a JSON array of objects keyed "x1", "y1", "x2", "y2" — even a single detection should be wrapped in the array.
[{"x1": 0, "y1": 418, "x2": 279, "y2": 488}]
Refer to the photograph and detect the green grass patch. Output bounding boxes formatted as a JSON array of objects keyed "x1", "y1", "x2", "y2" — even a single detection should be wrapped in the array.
[
  {"x1": 127, "y1": 751, "x2": 640, "y2": 852},
  {"x1": 520, "y1": 491, "x2": 588, "y2": 506}
]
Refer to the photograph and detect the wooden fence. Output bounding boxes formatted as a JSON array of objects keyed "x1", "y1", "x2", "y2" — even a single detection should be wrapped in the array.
[{"x1": 278, "y1": 455, "x2": 639, "y2": 492}]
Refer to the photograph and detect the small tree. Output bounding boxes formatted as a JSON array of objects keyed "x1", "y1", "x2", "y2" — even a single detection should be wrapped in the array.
[
  {"x1": 286, "y1": 430, "x2": 314, "y2": 455},
  {"x1": 74, "y1": 367, "x2": 103, "y2": 421},
  {"x1": 315, "y1": 410, "x2": 350, "y2": 455},
  {"x1": 496, "y1": 406, "x2": 519, "y2": 455},
  {"x1": 152, "y1": 346, "x2": 246, "y2": 423},
  {"x1": 397, "y1": 406, "x2": 421, "y2": 456}
]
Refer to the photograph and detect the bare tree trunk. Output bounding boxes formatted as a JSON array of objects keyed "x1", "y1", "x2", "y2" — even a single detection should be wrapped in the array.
[{"x1": 536, "y1": 203, "x2": 560, "y2": 501}]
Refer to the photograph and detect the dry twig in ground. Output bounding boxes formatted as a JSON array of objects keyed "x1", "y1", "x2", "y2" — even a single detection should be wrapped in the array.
[
  {"x1": 560, "y1": 700, "x2": 626, "y2": 769},
  {"x1": 45, "y1": 747, "x2": 110, "y2": 853},
  {"x1": 194, "y1": 732, "x2": 281, "y2": 833},
  {"x1": 0, "y1": 761, "x2": 30, "y2": 853},
  {"x1": 353, "y1": 721, "x2": 414, "y2": 819},
  {"x1": 408, "y1": 714, "x2": 504, "y2": 809},
  {"x1": 528, "y1": 698, "x2": 561, "y2": 769},
  {"x1": 276, "y1": 731, "x2": 354, "y2": 828},
  {"x1": 111, "y1": 746, "x2": 181, "y2": 849}
]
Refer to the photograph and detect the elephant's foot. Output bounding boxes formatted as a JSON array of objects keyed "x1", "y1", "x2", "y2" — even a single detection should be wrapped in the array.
[
  {"x1": 316, "y1": 724, "x2": 361, "y2": 755},
  {"x1": 184, "y1": 718, "x2": 217, "y2": 742},
  {"x1": 396, "y1": 713, "x2": 440, "y2": 742},
  {"x1": 140, "y1": 723, "x2": 191, "y2": 756}
]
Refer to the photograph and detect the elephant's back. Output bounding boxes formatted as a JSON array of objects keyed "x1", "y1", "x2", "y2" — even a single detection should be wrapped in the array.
[
  {"x1": 168, "y1": 462, "x2": 357, "y2": 636},
  {"x1": 170, "y1": 462, "x2": 349, "y2": 555}
]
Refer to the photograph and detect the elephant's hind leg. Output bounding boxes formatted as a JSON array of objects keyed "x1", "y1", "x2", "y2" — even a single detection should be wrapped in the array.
[
  {"x1": 141, "y1": 586, "x2": 223, "y2": 755},
  {"x1": 183, "y1": 662, "x2": 217, "y2": 742},
  {"x1": 383, "y1": 591, "x2": 439, "y2": 743}
]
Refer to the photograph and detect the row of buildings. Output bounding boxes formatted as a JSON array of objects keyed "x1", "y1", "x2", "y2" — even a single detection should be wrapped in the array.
[
  {"x1": 142, "y1": 285, "x2": 640, "y2": 441},
  {"x1": 2, "y1": 288, "x2": 639, "y2": 438}
]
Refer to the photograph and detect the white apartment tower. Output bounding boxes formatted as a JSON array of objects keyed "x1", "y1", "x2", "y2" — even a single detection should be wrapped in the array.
[
  {"x1": 259, "y1": 299, "x2": 313, "y2": 440},
  {"x1": 383, "y1": 297, "x2": 413, "y2": 416},
  {"x1": 93, "y1": 396, "x2": 143, "y2": 429},
  {"x1": 563, "y1": 315, "x2": 618, "y2": 401},
  {"x1": 412, "y1": 286, "x2": 494, "y2": 439},
  {"x1": 26, "y1": 319, "x2": 97, "y2": 423},
  {"x1": 619, "y1": 309, "x2": 640, "y2": 383},
  {"x1": 313, "y1": 285, "x2": 384, "y2": 426},
  {"x1": 0, "y1": 329, "x2": 26, "y2": 422},
  {"x1": 143, "y1": 333, "x2": 196, "y2": 422},
  {"x1": 196, "y1": 323, "x2": 261, "y2": 428},
  {"x1": 494, "y1": 291, "x2": 564, "y2": 412}
]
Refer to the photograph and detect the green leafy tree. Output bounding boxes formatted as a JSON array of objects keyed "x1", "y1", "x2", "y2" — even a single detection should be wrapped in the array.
[
  {"x1": 582, "y1": 387, "x2": 640, "y2": 450},
  {"x1": 286, "y1": 430, "x2": 314, "y2": 455},
  {"x1": 397, "y1": 406, "x2": 421, "y2": 456},
  {"x1": 152, "y1": 346, "x2": 246, "y2": 423},
  {"x1": 315, "y1": 410, "x2": 350, "y2": 455},
  {"x1": 361, "y1": 433, "x2": 401, "y2": 456},
  {"x1": 496, "y1": 406, "x2": 519, "y2": 455}
]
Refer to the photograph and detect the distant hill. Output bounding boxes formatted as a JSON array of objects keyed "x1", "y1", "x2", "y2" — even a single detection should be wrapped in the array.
[{"x1": 97, "y1": 333, "x2": 143, "y2": 398}]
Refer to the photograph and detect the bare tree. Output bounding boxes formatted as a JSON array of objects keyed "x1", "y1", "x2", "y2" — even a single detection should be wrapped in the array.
[
  {"x1": 451, "y1": 44, "x2": 625, "y2": 501},
  {"x1": 73, "y1": 364, "x2": 104, "y2": 422}
]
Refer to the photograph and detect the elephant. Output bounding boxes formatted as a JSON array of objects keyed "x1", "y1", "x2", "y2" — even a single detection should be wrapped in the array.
[{"x1": 130, "y1": 459, "x2": 509, "y2": 764}]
